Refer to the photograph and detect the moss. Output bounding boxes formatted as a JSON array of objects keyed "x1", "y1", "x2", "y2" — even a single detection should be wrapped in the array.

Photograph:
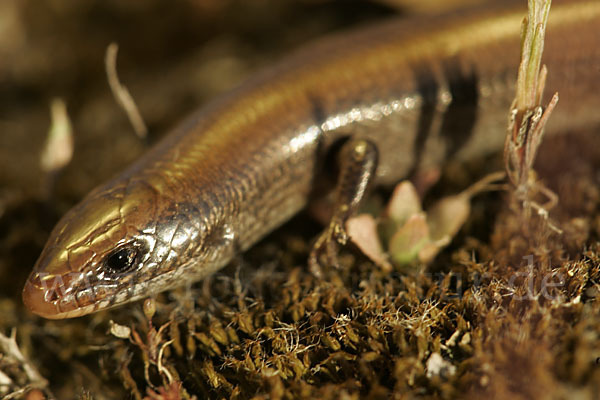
[{"x1": 1, "y1": 1, "x2": 600, "y2": 399}]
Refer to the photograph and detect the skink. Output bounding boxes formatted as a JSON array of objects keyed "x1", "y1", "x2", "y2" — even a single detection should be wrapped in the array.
[{"x1": 23, "y1": 0, "x2": 600, "y2": 318}]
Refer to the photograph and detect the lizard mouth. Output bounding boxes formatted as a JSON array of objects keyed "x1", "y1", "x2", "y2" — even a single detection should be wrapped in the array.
[
  {"x1": 22, "y1": 270, "x2": 108, "y2": 319},
  {"x1": 23, "y1": 273, "x2": 79, "y2": 319}
]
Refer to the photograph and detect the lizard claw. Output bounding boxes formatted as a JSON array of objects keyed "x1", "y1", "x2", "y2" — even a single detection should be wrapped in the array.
[{"x1": 308, "y1": 216, "x2": 349, "y2": 277}]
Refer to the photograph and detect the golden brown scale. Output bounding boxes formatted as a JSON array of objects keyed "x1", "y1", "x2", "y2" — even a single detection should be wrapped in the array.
[{"x1": 23, "y1": 0, "x2": 600, "y2": 318}]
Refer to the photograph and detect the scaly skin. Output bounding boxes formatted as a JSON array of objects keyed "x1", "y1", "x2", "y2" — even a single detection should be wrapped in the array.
[{"x1": 23, "y1": 0, "x2": 600, "y2": 318}]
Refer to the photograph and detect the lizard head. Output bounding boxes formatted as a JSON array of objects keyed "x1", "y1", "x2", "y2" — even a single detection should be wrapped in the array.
[{"x1": 22, "y1": 178, "x2": 223, "y2": 319}]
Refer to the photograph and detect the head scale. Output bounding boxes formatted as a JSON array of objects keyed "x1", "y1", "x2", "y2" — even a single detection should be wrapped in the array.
[{"x1": 22, "y1": 178, "x2": 213, "y2": 318}]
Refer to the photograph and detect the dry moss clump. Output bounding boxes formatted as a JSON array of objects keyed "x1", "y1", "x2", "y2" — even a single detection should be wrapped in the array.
[
  {"x1": 39, "y1": 133, "x2": 600, "y2": 399},
  {"x1": 78, "y1": 171, "x2": 600, "y2": 399},
  {"x1": 5, "y1": 123, "x2": 600, "y2": 400},
  {"x1": 47, "y1": 129, "x2": 598, "y2": 398}
]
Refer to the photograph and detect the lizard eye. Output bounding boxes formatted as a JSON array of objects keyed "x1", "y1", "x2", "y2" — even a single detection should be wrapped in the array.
[{"x1": 104, "y1": 246, "x2": 139, "y2": 273}]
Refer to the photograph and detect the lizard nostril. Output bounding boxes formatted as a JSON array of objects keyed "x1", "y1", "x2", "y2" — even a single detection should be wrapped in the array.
[{"x1": 22, "y1": 277, "x2": 60, "y2": 319}]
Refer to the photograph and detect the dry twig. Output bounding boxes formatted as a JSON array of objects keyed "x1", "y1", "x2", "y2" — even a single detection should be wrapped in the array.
[
  {"x1": 504, "y1": 0, "x2": 561, "y2": 232},
  {"x1": 106, "y1": 43, "x2": 148, "y2": 139}
]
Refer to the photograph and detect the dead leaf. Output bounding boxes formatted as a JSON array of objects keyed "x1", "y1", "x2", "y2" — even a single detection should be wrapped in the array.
[{"x1": 346, "y1": 214, "x2": 392, "y2": 271}]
